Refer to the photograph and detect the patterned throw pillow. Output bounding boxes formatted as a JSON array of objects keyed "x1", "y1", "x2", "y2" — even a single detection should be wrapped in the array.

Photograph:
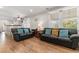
[
  {"x1": 52, "y1": 29, "x2": 59, "y2": 37},
  {"x1": 24, "y1": 29, "x2": 29, "y2": 34},
  {"x1": 59, "y1": 30, "x2": 68, "y2": 38},
  {"x1": 17, "y1": 28, "x2": 24, "y2": 34},
  {"x1": 45, "y1": 28, "x2": 51, "y2": 35}
]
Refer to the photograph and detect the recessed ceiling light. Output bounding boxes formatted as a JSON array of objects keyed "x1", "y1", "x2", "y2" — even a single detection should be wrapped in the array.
[
  {"x1": 0, "y1": 6, "x2": 3, "y2": 8},
  {"x1": 30, "y1": 9, "x2": 33, "y2": 12}
]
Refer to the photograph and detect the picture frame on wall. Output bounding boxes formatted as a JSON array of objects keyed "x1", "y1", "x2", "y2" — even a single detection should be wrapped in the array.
[{"x1": 62, "y1": 18, "x2": 77, "y2": 29}]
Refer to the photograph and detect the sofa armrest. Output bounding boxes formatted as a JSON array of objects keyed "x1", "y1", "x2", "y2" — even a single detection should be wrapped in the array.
[
  {"x1": 70, "y1": 34, "x2": 79, "y2": 49},
  {"x1": 70, "y1": 34, "x2": 79, "y2": 39},
  {"x1": 13, "y1": 33, "x2": 20, "y2": 40}
]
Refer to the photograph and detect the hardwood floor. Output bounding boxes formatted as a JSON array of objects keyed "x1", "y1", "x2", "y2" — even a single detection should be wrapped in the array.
[{"x1": 0, "y1": 32, "x2": 79, "y2": 53}]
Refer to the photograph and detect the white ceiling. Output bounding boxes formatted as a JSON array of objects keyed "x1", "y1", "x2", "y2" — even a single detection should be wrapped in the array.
[{"x1": 0, "y1": 6, "x2": 65, "y2": 18}]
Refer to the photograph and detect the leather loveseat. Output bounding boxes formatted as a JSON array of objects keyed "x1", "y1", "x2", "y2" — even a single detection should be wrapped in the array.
[
  {"x1": 40, "y1": 28, "x2": 79, "y2": 49},
  {"x1": 11, "y1": 28, "x2": 33, "y2": 42}
]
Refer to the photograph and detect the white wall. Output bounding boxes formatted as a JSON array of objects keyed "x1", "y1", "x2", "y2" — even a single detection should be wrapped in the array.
[
  {"x1": 22, "y1": 13, "x2": 50, "y2": 29},
  {"x1": 77, "y1": 7, "x2": 79, "y2": 34},
  {"x1": 22, "y1": 18, "x2": 31, "y2": 28},
  {"x1": 0, "y1": 6, "x2": 77, "y2": 34},
  {"x1": 22, "y1": 7, "x2": 78, "y2": 29},
  {"x1": 48, "y1": 6, "x2": 77, "y2": 28},
  {"x1": 32, "y1": 13, "x2": 50, "y2": 28},
  {"x1": 0, "y1": 16, "x2": 9, "y2": 32}
]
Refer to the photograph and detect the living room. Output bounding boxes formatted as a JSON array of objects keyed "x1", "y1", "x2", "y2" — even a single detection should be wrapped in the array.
[
  {"x1": 1, "y1": 0, "x2": 79, "y2": 58},
  {"x1": 0, "y1": 6, "x2": 79, "y2": 53}
]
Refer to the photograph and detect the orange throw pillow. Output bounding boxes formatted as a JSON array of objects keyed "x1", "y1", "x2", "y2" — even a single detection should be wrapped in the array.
[{"x1": 52, "y1": 29, "x2": 59, "y2": 37}]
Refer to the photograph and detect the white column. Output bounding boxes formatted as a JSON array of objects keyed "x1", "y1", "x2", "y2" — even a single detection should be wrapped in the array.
[{"x1": 77, "y1": 18, "x2": 79, "y2": 34}]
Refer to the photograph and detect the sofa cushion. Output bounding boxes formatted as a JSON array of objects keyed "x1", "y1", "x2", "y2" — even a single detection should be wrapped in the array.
[
  {"x1": 17, "y1": 28, "x2": 24, "y2": 34},
  {"x1": 20, "y1": 33, "x2": 26, "y2": 36},
  {"x1": 52, "y1": 29, "x2": 59, "y2": 37},
  {"x1": 59, "y1": 30, "x2": 68, "y2": 38},
  {"x1": 24, "y1": 28, "x2": 30, "y2": 34},
  {"x1": 70, "y1": 34, "x2": 79, "y2": 39},
  {"x1": 45, "y1": 28, "x2": 51, "y2": 35},
  {"x1": 58, "y1": 37, "x2": 70, "y2": 41},
  {"x1": 42, "y1": 34, "x2": 51, "y2": 37}
]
